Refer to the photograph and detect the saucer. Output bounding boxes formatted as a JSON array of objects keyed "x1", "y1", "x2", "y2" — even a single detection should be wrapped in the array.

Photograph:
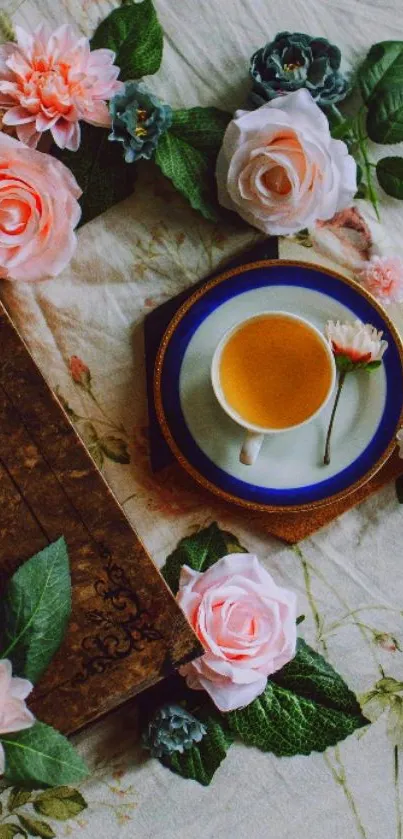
[{"x1": 154, "y1": 260, "x2": 403, "y2": 512}]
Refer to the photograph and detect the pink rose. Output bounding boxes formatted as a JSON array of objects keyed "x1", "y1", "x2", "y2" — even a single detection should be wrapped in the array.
[
  {"x1": 216, "y1": 89, "x2": 356, "y2": 236},
  {"x1": 0, "y1": 659, "x2": 35, "y2": 774},
  {"x1": 178, "y1": 554, "x2": 297, "y2": 712},
  {"x1": 0, "y1": 133, "x2": 81, "y2": 281}
]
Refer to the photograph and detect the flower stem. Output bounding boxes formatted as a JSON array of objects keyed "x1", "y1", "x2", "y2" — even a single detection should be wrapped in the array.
[
  {"x1": 356, "y1": 110, "x2": 380, "y2": 220},
  {"x1": 324, "y1": 370, "x2": 347, "y2": 466},
  {"x1": 395, "y1": 746, "x2": 402, "y2": 839}
]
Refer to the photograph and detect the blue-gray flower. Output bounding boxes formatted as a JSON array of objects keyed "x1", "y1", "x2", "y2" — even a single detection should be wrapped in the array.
[
  {"x1": 250, "y1": 32, "x2": 349, "y2": 109},
  {"x1": 108, "y1": 81, "x2": 172, "y2": 163},
  {"x1": 142, "y1": 704, "x2": 207, "y2": 759}
]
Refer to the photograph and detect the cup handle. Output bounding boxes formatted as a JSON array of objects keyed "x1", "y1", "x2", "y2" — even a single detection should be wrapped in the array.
[{"x1": 240, "y1": 431, "x2": 264, "y2": 466}]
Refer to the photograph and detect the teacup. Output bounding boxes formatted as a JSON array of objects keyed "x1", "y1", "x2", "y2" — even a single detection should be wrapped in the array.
[{"x1": 211, "y1": 311, "x2": 336, "y2": 465}]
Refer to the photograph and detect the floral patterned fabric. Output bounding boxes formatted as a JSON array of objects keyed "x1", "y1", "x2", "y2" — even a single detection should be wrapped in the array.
[{"x1": 1, "y1": 1, "x2": 403, "y2": 837}]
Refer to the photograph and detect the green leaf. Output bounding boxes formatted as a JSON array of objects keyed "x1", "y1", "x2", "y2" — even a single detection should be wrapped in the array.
[
  {"x1": 366, "y1": 359, "x2": 383, "y2": 370},
  {"x1": 376, "y1": 156, "x2": 403, "y2": 198},
  {"x1": 155, "y1": 132, "x2": 218, "y2": 222},
  {"x1": 0, "y1": 826, "x2": 25, "y2": 839},
  {"x1": 161, "y1": 714, "x2": 233, "y2": 786},
  {"x1": 90, "y1": 0, "x2": 163, "y2": 80},
  {"x1": 8, "y1": 789, "x2": 32, "y2": 811},
  {"x1": 99, "y1": 435, "x2": 130, "y2": 464},
  {"x1": 161, "y1": 522, "x2": 246, "y2": 595},
  {"x1": 359, "y1": 41, "x2": 403, "y2": 103},
  {"x1": 34, "y1": 788, "x2": 87, "y2": 821},
  {"x1": 52, "y1": 125, "x2": 136, "y2": 227},
  {"x1": 228, "y1": 640, "x2": 368, "y2": 756},
  {"x1": 367, "y1": 88, "x2": 403, "y2": 144},
  {"x1": 272, "y1": 640, "x2": 364, "y2": 715},
  {"x1": 0, "y1": 538, "x2": 71, "y2": 683},
  {"x1": 17, "y1": 817, "x2": 55, "y2": 839},
  {"x1": 1, "y1": 722, "x2": 89, "y2": 787},
  {"x1": 154, "y1": 108, "x2": 231, "y2": 221},
  {"x1": 170, "y1": 108, "x2": 231, "y2": 156}
]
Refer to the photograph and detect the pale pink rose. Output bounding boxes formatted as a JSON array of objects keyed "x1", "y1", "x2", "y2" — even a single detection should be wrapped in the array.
[
  {"x1": 0, "y1": 659, "x2": 35, "y2": 774},
  {"x1": 216, "y1": 90, "x2": 356, "y2": 236},
  {"x1": 177, "y1": 554, "x2": 297, "y2": 712},
  {"x1": 0, "y1": 132, "x2": 82, "y2": 281},
  {"x1": 0, "y1": 23, "x2": 124, "y2": 151},
  {"x1": 357, "y1": 256, "x2": 403, "y2": 305}
]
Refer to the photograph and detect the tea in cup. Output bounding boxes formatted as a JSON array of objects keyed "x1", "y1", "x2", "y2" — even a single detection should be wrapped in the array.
[{"x1": 211, "y1": 311, "x2": 336, "y2": 465}]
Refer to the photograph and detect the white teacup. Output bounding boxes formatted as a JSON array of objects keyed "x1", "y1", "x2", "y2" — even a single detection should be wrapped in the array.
[{"x1": 211, "y1": 311, "x2": 336, "y2": 466}]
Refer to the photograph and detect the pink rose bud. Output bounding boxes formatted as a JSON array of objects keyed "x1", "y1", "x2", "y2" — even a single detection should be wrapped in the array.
[
  {"x1": 69, "y1": 355, "x2": 91, "y2": 388},
  {"x1": 177, "y1": 554, "x2": 297, "y2": 712}
]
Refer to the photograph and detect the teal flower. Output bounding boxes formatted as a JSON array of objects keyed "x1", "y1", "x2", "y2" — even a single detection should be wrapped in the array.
[
  {"x1": 142, "y1": 704, "x2": 206, "y2": 758},
  {"x1": 108, "y1": 81, "x2": 172, "y2": 163},
  {"x1": 250, "y1": 32, "x2": 349, "y2": 109}
]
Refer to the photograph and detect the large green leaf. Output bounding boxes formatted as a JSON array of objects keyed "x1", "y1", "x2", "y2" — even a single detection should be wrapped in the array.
[
  {"x1": 272, "y1": 639, "x2": 363, "y2": 715},
  {"x1": 155, "y1": 132, "x2": 218, "y2": 221},
  {"x1": 161, "y1": 714, "x2": 233, "y2": 786},
  {"x1": 1, "y1": 723, "x2": 88, "y2": 787},
  {"x1": 367, "y1": 88, "x2": 403, "y2": 144},
  {"x1": 359, "y1": 41, "x2": 403, "y2": 103},
  {"x1": 228, "y1": 640, "x2": 368, "y2": 756},
  {"x1": 170, "y1": 108, "x2": 231, "y2": 156},
  {"x1": 154, "y1": 108, "x2": 230, "y2": 222},
  {"x1": 376, "y1": 156, "x2": 403, "y2": 198},
  {"x1": 161, "y1": 522, "x2": 245, "y2": 595},
  {"x1": 90, "y1": 0, "x2": 163, "y2": 80},
  {"x1": 0, "y1": 538, "x2": 70, "y2": 684},
  {"x1": 52, "y1": 125, "x2": 136, "y2": 227},
  {"x1": 34, "y1": 788, "x2": 87, "y2": 821}
]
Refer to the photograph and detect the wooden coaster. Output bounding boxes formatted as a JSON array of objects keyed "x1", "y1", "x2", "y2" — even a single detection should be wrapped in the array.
[
  {"x1": 0, "y1": 303, "x2": 201, "y2": 735},
  {"x1": 151, "y1": 453, "x2": 403, "y2": 544}
]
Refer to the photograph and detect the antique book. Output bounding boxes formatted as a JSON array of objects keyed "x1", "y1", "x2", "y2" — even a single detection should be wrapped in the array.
[{"x1": 0, "y1": 303, "x2": 200, "y2": 735}]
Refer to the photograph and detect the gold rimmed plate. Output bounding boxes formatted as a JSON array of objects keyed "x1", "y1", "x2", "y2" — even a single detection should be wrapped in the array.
[{"x1": 154, "y1": 260, "x2": 403, "y2": 513}]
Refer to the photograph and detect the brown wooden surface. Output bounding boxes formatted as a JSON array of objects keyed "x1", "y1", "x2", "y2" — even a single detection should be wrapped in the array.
[{"x1": 0, "y1": 303, "x2": 201, "y2": 735}]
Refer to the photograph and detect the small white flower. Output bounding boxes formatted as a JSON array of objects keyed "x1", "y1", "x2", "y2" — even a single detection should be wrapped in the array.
[{"x1": 325, "y1": 319, "x2": 388, "y2": 364}]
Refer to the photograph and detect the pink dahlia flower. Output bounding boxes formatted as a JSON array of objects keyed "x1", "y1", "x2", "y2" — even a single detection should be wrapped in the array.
[
  {"x1": 357, "y1": 255, "x2": 403, "y2": 306},
  {"x1": 0, "y1": 24, "x2": 124, "y2": 151}
]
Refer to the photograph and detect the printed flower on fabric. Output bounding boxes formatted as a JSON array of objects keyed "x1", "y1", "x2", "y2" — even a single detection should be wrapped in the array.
[
  {"x1": 216, "y1": 90, "x2": 356, "y2": 236},
  {"x1": 177, "y1": 554, "x2": 297, "y2": 713},
  {"x1": 0, "y1": 23, "x2": 124, "y2": 151},
  {"x1": 69, "y1": 355, "x2": 91, "y2": 388},
  {"x1": 357, "y1": 256, "x2": 403, "y2": 305},
  {"x1": 361, "y1": 677, "x2": 403, "y2": 747},
  {"x1": 249, "y1": 31, "x2": 349, "y2": 108},
  {"x1": 325, "y1": 320, "x2": 388, "y2": 370},
  {"x1": 309, "y1": 206, "x2": 373, "y2": 271},
  {"x1": 0, "y1": 659, "x2": 35, "y2": 773},
  {"x1": 0, "y1": 133, "x2": 81, "y2": 281},
  {"x1": 109, "y1": 81, "x2": 172, "y2": 163}
]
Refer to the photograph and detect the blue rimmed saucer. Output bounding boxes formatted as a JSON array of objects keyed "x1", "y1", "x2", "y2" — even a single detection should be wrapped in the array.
[{"x1": 154, "y1": 260, "x2": 403, "y2": 512}]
